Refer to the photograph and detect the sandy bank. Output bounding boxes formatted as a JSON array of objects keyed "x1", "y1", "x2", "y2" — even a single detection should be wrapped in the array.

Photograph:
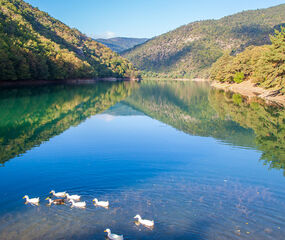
[{"x1": 211, "y1": 80, "x2": 285, "y2": 107}]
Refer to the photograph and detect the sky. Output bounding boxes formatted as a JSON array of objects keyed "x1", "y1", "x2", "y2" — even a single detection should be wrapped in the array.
[{"x1": 25, "y1": 0, "x2": 285, "y2": 39}]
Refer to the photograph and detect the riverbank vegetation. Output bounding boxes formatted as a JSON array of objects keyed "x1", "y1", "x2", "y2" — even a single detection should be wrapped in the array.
[{"x1": 210, "y1": 27, "x2": 285, "y2": 93}]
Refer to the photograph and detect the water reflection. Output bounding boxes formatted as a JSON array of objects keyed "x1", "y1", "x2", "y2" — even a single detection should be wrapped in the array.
[
  {"x1": 0, "y1": 82, "x2": 137, "y2": 165},
  {"x1": 209, "y1": 90, "x2": 285, "y2": 173},
  {"x1": 124, "y1": 80, "x2": 285, "y2": 173},
  {"x1": 0, "y1": 80, "x2": 285, "y2": 240}
]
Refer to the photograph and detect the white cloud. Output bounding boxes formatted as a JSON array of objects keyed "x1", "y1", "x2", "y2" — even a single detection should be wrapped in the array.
[
  {"x1": 97, "y1": 114, "x2": 115, "y2": 122},
  {"x1": 90, "y1": 31, "x2": 116, "y2": 39}
]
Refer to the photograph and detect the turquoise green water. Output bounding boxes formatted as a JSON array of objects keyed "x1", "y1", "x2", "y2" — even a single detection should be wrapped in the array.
[{"x1": 0, "y1": 80, "x2": 284, "y2": 240}]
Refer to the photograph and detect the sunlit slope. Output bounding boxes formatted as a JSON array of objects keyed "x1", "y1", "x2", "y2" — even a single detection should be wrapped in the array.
[
  {"x1": 0, "y1": 0, "x2": 139, "y2": 81},
  {"x1": 123, "y1": 4, "x2": 285, "y2": 79}
]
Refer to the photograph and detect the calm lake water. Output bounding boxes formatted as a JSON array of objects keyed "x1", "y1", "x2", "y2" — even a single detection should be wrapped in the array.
[{"x1": 0, "y1": 80, "x2": 285, "y2": 240}]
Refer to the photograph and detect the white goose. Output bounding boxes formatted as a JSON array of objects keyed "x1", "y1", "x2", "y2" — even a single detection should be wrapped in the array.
[
  {"x1": 23, "y1": 195, "x2": 40, "y2": 205},
  {"x1": 134, "y1": 214, "x2": 154, "y2": 228},
  {"x1": 50, "y1": 190, "x2": 66, "y2": 198},
  {"x1": 69, "y1": 199, "x2": 86, "y2": 208},
  {"x1": 93, "y1": 198, "x2": 109, "y2": 208},
  {"x1": 66, "y1": 193, "x2": 81, "y2": 201},
  {"x1": 104, "y1": 229, "x2": 123, "y2": 240}
]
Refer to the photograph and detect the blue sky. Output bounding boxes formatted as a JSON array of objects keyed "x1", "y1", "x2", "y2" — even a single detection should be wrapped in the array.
[{"x1": 25, "y1": 0, "x2": 285, "y2": 38}]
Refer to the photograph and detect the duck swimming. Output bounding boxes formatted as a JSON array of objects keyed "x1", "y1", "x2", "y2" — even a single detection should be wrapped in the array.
[
  {"x1": 23, "y1": 195, "x2": 40, "y2": 205},
  {"x1": 50, "y1": 190, "x2": 66, "y2": 198},
  {"x1": 104, "y1": 229, "x2": 123, "y2": 240},
  {"x1": 66, "y1": 193, "x2": 81, "y2": 201},
  {"x1": 134, "y1": 214, "x2": 154, "y2": 228},
  {"x1": 69, "y1": 199, "x2": 86, "y2": 208},
  {"x1": 93, "y1": 198, "x2": 109, "y2": 208},
  {"x1": 46, "y1": 197, "x2": 65, "y2": 205}
]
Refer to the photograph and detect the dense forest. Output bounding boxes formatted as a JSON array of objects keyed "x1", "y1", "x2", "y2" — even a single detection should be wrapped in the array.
[
  {"x1": 210, "y1": 27, "x2": 285, "y2": 93},
  {"x1": 96, "y1": 37, "x2": 148, "y2": 53},
  {"x1": 0, "y1": 0, "x2": 140, "y2": 81},
  {"x1": 0, "y1": 82, "x2": 137, "y2": 164},
  {"x1": 123, "y1": 4, "x2": 285, "y2": 79}
]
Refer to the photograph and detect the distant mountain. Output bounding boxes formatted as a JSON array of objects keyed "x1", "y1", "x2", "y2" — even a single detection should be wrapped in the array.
[
  {"x1": 0, "y1": 0, "x2": 139, "y2": 81},
  {"x1": 123, "y1": 4, "x2": 285, "y2": 79},
  {"x1": 96, "y1": 37, "x2": 148, "y2": 53}
]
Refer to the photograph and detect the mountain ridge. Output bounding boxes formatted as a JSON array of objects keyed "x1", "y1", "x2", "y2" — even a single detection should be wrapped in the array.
[
  {"x1": 96, "y1": 37, "x2": 148, "y2": 53},
  {"x1": 123, "y1": 4, "x2": 285, "y2": 79}
]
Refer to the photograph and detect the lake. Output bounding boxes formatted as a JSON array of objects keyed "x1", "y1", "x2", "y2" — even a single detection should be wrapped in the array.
[{"x1": 0, "y1": 80, "x2": 284, "y2": 240}]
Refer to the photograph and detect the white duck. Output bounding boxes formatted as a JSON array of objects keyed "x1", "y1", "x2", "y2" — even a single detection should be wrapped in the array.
[
  {"x1": 134, "y1": 214, "x2": 154, "y2": 228},
  {"x1": 93, "y1": 198, "x2": 109, "y2": 208},
  {"x1": 104, "y1": 229, "x2": 123, "y2": 240},
  {"x1": 69, "y1": 199, "x2": 86, "y2": 208},
  {"x1": 50, "y1": 190, "x2": 66, "y2": 198},
  {"x1": 23, "y1": 195, "x2": 40, "y2": 205},
  {"x1": 66, "y1": 193, "x2": 81, "y2": 201}
]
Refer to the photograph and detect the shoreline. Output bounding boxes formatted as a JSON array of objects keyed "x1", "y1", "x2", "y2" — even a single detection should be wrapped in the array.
[
  {"x1": 211, "y1": 80, "x2": 285, "y2": 107},
  {"x1": 0, "y1": 77, "x2": 140, "y2": 87},
  {"x1": 143, "y1": 77, "x2": 285, "y2": 107},
  {"x1": 141, "y1": 77, "x2": 210, "y2": 82}
]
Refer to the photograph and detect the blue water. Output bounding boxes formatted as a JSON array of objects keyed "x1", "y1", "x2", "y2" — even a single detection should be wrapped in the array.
[{"x1": 0, "y1": 81, "x2": 284, "y2": 240}]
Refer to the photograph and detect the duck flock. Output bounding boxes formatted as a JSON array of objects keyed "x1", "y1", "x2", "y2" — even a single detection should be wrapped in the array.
[{"x1": 23, "y1": 190, "x2": 154, "y2": 240}]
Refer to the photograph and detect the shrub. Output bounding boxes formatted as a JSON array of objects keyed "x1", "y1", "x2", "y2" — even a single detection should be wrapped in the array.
[{"x1": 233, "y1": 72, "x2": 245, "y2": 83}]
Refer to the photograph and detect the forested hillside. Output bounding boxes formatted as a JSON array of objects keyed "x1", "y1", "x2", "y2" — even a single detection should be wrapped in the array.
[
  {"x1": 210, "y1": 27, "x2": 285, "y2": 93},
  {"x1": 96, "y1": 37, "x2": 148, "y2": 53},
  {"x1": 123, "y1": 4, "x2": 285, "y2": 79},
  {"x1": 0, "y1": 0, "x2": 140, "y2": 81}
]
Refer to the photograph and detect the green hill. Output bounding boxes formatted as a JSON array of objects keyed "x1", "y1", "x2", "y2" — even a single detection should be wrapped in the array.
[
  {"x1": 123, "y1": 4, "x2": 285, "y2": 79},
  {"x1": 96, "y1": 37, "x2": 148, "y2": 53},
  {"x1": 0, "y1": 0, "x2": 140, "y2": 81}
]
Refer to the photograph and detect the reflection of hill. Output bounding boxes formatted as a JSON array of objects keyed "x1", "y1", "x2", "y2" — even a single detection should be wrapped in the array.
[
  {"x1": 209, "y1": 90, "x2": 285, "y2": 172},
  {"x1": 104, "y1": 103, "x2": 144, "y2": 116},
  {"x1": 124, "y1": 81, "x2": 255, "y2": 148},
  {"x1": 0, "y1": 82, "x2": 136, "y2": 164}
]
